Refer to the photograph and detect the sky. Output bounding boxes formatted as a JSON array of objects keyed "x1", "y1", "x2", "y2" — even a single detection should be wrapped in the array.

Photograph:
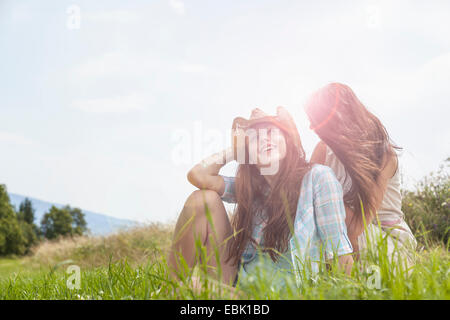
[{"x1": 1, "y1": 0, "x2": 449, "y2": 224}]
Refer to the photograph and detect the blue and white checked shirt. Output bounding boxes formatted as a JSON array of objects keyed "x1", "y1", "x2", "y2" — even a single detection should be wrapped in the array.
[{"x1": 221, "y1": 164, "x2": 353, "y2": 286}]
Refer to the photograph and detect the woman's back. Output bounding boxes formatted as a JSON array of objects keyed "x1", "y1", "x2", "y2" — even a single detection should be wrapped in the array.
[{"x1": 323, "y1": 145, "x2": 417, "y2": 249}]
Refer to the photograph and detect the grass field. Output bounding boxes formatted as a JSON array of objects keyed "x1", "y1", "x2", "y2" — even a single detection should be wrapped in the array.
[
  {"x1": 0, "y1": 222, "x2": 448, "y2": 300},
  {"x1": 0, "y1": 259, "x2": 25, "y2": 279}
]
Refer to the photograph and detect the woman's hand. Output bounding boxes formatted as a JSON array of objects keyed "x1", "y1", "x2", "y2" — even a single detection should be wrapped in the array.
[
  {"x1": 337, "y1": 254, "x2": 354, "y2": 276},
  {"x1": 188, "y1": 118, "x2": 249, "y2": 194},
  {"x1": 187, "y1": 147, "x2": 234, "y2": 195},
  {"x1": 345, "y1": 206, "x2": 365, "y2": 258}
]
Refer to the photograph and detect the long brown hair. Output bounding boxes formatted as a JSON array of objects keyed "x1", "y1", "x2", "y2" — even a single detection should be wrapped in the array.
[
  {"x1": 227, "y1": 125, "x2": 311, "y2": 265},
  {"x1": 304, "y1": 83, "x2": 401, "y2": 231}
]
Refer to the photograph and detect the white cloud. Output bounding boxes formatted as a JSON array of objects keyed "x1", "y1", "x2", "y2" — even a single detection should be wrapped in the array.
[
  {"x1": 348, "y1": 51, "x2": 450, "y2": 117},
  {"x1": 379, "y1": 0, "x2": 450, "y2": 46},
  {"x1": 394, "y1": 52, "x2": 450, "y2": 104},
  {"x1": 0, "y1": 132, "x2": 33, "y2": 146},
  {"x1": 71, "y1": 51, "x2": 211, "y2": 82},
  {"x1": 416, "y1": 52, "x2": 450, "y2": 97},
  {"x1": 8, "y1": 3, "x2": 32, "y2": 23},
  {"x1": 71, "y1": 52, "x2": 161, "y2": 79},
  {"x1": 179, "y1": 63, "x2": 207, "y2": 74},
  {"x1": 71, "y1": 93, "x2": 152, "y2": 114},
  {"x1": 85, "y1": 10, "x2": 141, "y2": 24},
  {"x1": 168, "y1": 0, "x2": 185, "y2": 16}
]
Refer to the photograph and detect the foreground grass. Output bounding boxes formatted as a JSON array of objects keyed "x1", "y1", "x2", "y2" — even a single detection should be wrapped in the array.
[{"x1": 0, "y1": 224, "x2": 449, "y2": 300}]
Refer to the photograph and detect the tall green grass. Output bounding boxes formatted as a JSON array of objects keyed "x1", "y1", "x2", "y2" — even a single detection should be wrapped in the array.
[{"x1": 0, "y1": 218, "x2": 448, "y2": 300}]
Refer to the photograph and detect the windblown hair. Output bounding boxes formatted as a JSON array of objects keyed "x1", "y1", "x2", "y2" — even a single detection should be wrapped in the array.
[
  {"x1": 227, "y1": 127, "x2": 311, "y2": 265},
  {"x1": 304, "y1": 83, "x2": 401, "y2": 231}
]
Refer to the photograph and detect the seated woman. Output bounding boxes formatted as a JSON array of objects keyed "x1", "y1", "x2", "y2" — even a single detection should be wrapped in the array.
[
  {"x1": 167, "y1": 106, "x2": 354, "y2": 290},
  {"x1": 304, "y1": 83, "x2": 417, "y2": 266}
]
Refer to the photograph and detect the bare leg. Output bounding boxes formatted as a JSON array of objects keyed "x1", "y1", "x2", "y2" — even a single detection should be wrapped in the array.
[{"x1": 167, "y1": 190, "x2": 238, "y2": 286}]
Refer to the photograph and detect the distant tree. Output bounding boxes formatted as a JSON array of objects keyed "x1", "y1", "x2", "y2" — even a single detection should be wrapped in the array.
[
  {"x1": 41, "y1": 206, "x2": 73, "y2": 240},
  {"x1": 0, "y1": 185, "x2": 26, "y2": 255},
  {"x1": 69, "y1": 207, "x2": 88, "y2": 236},
  {"x1": 17, "y1": 198, "x2": 40, "y2": 252},
  {"x1": 41, "y1": 205, "x2": 88, "y2": 240},
  {"x1": 17, "y1": 198, "x2": 35, "y2": 225},
  {"x1": 17, "y1": 220, "x2": 38, "y2": 253}
]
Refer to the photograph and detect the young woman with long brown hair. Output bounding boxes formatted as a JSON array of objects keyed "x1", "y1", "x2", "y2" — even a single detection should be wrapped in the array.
[
  {"x1": 304, "y1": 83, "x2": 417, "y2": 264},
  {"x1": 168, "y1": 106, "x2": 354, "y2": 289}
]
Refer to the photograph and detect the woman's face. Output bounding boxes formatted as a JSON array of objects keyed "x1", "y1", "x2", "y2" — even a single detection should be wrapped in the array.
[{"x1": 248, "y1": 123, "x2": 287, "y2": 172}]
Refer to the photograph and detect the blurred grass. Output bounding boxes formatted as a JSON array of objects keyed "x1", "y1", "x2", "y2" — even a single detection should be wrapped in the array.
[
  {"x1": 26, "y1": 223, "x2": 173, "y2": 269},
  {"x1": 0, "y1": 258, "x2": 25, "y2": 279}
]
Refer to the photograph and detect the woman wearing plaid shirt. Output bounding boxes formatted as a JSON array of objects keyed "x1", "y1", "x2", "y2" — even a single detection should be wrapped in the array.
[{"x1": 168, "y1": 107, "x2": 354, "y2": 288}]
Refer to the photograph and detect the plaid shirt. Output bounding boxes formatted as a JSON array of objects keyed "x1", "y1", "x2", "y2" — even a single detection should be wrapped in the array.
[{"x1": 221, "y1": 164, "x2": 353, "y2": 285}]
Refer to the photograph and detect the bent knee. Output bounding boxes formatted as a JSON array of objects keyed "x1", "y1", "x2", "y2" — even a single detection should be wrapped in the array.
[{"x1": 184, "y1": 190, "x2": 223, "y2": 216}]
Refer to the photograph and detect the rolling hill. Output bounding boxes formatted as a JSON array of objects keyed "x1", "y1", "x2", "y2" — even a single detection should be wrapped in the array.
[{"x1": 8, "y1": 193, "x2": 138, "y2": 236}]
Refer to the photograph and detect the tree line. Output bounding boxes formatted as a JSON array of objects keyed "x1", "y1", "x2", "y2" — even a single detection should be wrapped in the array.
[
  {"x1": 402, "y1": 157, "x2": 450, "y2": 246},
  {"x1": 0, "y1": 185, "x2": 88, "y2": 256}
]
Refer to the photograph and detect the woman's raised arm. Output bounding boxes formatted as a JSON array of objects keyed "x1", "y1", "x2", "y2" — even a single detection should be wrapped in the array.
[{"x1": 187, "y1": 147, "x2": 234, "y2": 195}]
